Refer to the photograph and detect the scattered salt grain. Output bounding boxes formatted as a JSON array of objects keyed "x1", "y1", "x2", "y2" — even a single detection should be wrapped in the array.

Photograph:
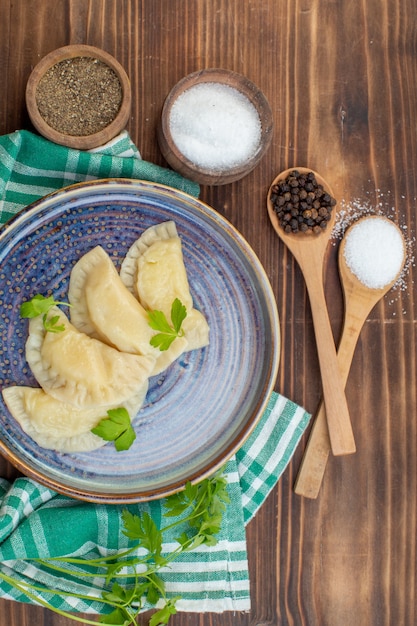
[
  {"x1": 169, "y1": 82, "x2": 262, "y2": 170},
  {"x1": 343, "y1": 217, "x2": 405, "y2": 289}
]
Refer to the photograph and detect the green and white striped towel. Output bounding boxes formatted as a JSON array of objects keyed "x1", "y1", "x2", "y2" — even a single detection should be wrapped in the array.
[
  {"x1": 0, "y1": 129, "x2": 199, "y2": 223},
  {"x1": 0, "y1": 130, "x2": 310, "y2": 617}
]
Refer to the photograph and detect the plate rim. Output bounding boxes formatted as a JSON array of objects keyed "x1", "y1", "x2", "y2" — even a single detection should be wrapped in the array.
[{"x1": 0, "y1": 178, "x2": 280, "y2": 503}]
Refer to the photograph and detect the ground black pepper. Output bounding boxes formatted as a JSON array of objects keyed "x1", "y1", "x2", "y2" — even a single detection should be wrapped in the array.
[
  {"x1": 35, "y1": 56, "x2": 122, "y2": 136},
  {"x1": 270, "y1": 170, "x2": 337, "y2": 234}
]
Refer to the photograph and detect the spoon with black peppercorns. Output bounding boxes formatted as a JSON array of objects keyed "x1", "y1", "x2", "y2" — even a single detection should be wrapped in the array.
[{"x1": 267, "y1": 167, "x2": 355, "y2": 456}]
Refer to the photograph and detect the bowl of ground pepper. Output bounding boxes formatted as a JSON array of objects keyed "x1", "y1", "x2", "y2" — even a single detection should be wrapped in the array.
[
  {"x1": 157, "y1": 68, "x2": 273, "y2": 185},
  {"x1": 26, "y1": 45, "x2": 131, "y2": 150}
]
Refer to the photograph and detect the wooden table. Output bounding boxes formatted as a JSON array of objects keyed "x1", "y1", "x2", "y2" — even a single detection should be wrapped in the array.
[{"x1": 0, "y1": 1, "x2": 416, "y2": 624}]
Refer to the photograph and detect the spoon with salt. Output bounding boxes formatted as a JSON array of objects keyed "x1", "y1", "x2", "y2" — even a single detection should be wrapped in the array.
[
  {"x1": 267, "y1": 167, "x2": 355, "y2": 456},
  {"x1": 294, "y1": 215, "x2": 406, "y2": 498}
]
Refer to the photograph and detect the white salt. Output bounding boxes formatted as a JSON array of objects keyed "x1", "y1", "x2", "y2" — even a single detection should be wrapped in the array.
[
  {"x1": 343, "y1": 217, "x2": 405, "y2": 289},
  {"x1": 169, "y1": 82, "x2": 262, "y2": 170}
]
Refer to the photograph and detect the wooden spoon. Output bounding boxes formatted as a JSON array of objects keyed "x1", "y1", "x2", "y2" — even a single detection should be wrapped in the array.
[
  {"x1": 267, "y1": 167, "x2": 355, "y2": 456},
  {"x1": 294, "y1": 215, "x2": 406, "y2": 498}
]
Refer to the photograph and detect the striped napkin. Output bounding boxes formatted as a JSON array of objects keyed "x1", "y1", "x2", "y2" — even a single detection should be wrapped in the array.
[
  {"x1": 0, "y1": 129, "x2": 199, "y2": 223},
  {"x1": 0, "y1": 130, "x2": 310, "y2": 617}
]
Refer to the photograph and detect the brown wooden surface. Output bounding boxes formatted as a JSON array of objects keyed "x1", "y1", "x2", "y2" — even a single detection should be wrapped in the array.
[{"x1": 0, "y1": 1, "x2": 416, "y2": 625}]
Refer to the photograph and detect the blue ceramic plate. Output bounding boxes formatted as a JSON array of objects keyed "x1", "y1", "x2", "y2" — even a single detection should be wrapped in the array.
[{"x1": 0, "y1": 180, "x2": 280, "y2": 502}]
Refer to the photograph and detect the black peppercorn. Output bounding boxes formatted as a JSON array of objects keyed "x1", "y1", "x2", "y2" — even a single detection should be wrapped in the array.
[{"x1": 270, "y1": 170, "x2": 336, "y2": 235}]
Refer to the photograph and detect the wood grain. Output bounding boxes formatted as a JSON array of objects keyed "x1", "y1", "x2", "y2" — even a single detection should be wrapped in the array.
[{"x1": 0, "y1": 0, "x2": 416, "y2": 625}]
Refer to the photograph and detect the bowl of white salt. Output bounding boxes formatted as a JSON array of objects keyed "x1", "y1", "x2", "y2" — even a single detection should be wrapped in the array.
[{"x1": 157, "y1": 69, "x2": 273, "y2": 185}]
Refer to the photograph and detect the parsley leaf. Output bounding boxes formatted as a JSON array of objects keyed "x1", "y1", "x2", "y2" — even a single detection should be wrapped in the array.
[
  {"x1": 42, "y1": 313, "x2": 66, "y2": 333},
  {"x1": 149, "y1": 598, "x2": 179, "y2": 626},
  {"x1": 122, "y1": 510, "x2": 163, "y2": 559},
  {"x1": 20, "y1": 294, "x2": 57, "y2": 318},
  {"x1": 148, "y1": 298, "x2": 187, "y2": 351},
  {"x1": 99, "y1": 606, "x2": 132, "y2": 624},
  {"x1": 20, "y1": 294, "x2": 70, "y2": 333},
  {"x1": 91, "y1": 408, "x2": 136, "y2": 451},
  {"x1": 170, "y1": 297, "x2": 187, "y2": 333}
]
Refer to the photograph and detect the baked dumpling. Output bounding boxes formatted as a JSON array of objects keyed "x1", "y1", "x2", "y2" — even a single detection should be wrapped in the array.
[
  {"x1": 69, "y1": 245, "x2": 158, "y2": 356},
  {"x1": 25, "y1": 307, "x2": 155, "y2": 409},
  {"x1": 68, "y1": 245, "x2": 189, "y2": 375},
  {"x1": 2, "y1": 382, "x2": 148, "y2": 453},
  {"x1": 120, "y1": 221, "x2": 179, "y2": 298},
  {"x1": 181, "y1": 309, "x2": 210, "y2": 351},
  {"x1": 120, "y1": 221, "x2": 209, "y2": 350}
]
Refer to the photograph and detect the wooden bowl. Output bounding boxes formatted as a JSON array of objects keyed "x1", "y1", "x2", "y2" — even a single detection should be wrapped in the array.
[
  {"x1": 26, "y1": 44, "x2": 131, "y2": 150},
  {"x1": 157, "y1": 68, "x2": 274, "y2": 185}
]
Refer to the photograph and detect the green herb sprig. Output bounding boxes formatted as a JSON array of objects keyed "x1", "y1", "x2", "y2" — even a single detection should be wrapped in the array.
[
  {"x1": 148, "y1": 298, "x2": 187, "y2": 351},
  {"x1": 20, "y1": 294, "x2": 70, "y2": 333},
  {"x1": 0, "y1": 469, "x2": 229, "y2": 626},
  {"x1": 91, "y1": 408, "x2": 136, "y2": 451}
]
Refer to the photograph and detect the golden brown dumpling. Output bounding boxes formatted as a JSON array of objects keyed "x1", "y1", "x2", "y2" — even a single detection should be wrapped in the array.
[
  {"x1": 25, "y1": 307, "x2": 155, "y2": 409},
  {"x1": 120, "y1": 221, "x2": 209, "y2": 350},
  {"x1": 68, "y1": 245, "x2": 189, "y2": 375},
  {"x1": 2, "y1": 382, "x2": 148, "y2": 453}
]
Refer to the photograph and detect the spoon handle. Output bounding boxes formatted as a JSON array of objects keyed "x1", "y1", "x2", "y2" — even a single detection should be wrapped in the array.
[
  {"x1": 303, "y1": 270, "x2": 356, "y2": 456},
  {"x1": 294, "y1": 293, "x2": 375, "y2": 497}
]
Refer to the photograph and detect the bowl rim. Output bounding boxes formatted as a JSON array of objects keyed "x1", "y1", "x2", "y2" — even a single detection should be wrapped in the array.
[
  {"x1": 157, "y1": 68, "x2": 274, "y2": 185},
  {"x1": 25, "y1": 44, "x2": 132, "y2": 150}
]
